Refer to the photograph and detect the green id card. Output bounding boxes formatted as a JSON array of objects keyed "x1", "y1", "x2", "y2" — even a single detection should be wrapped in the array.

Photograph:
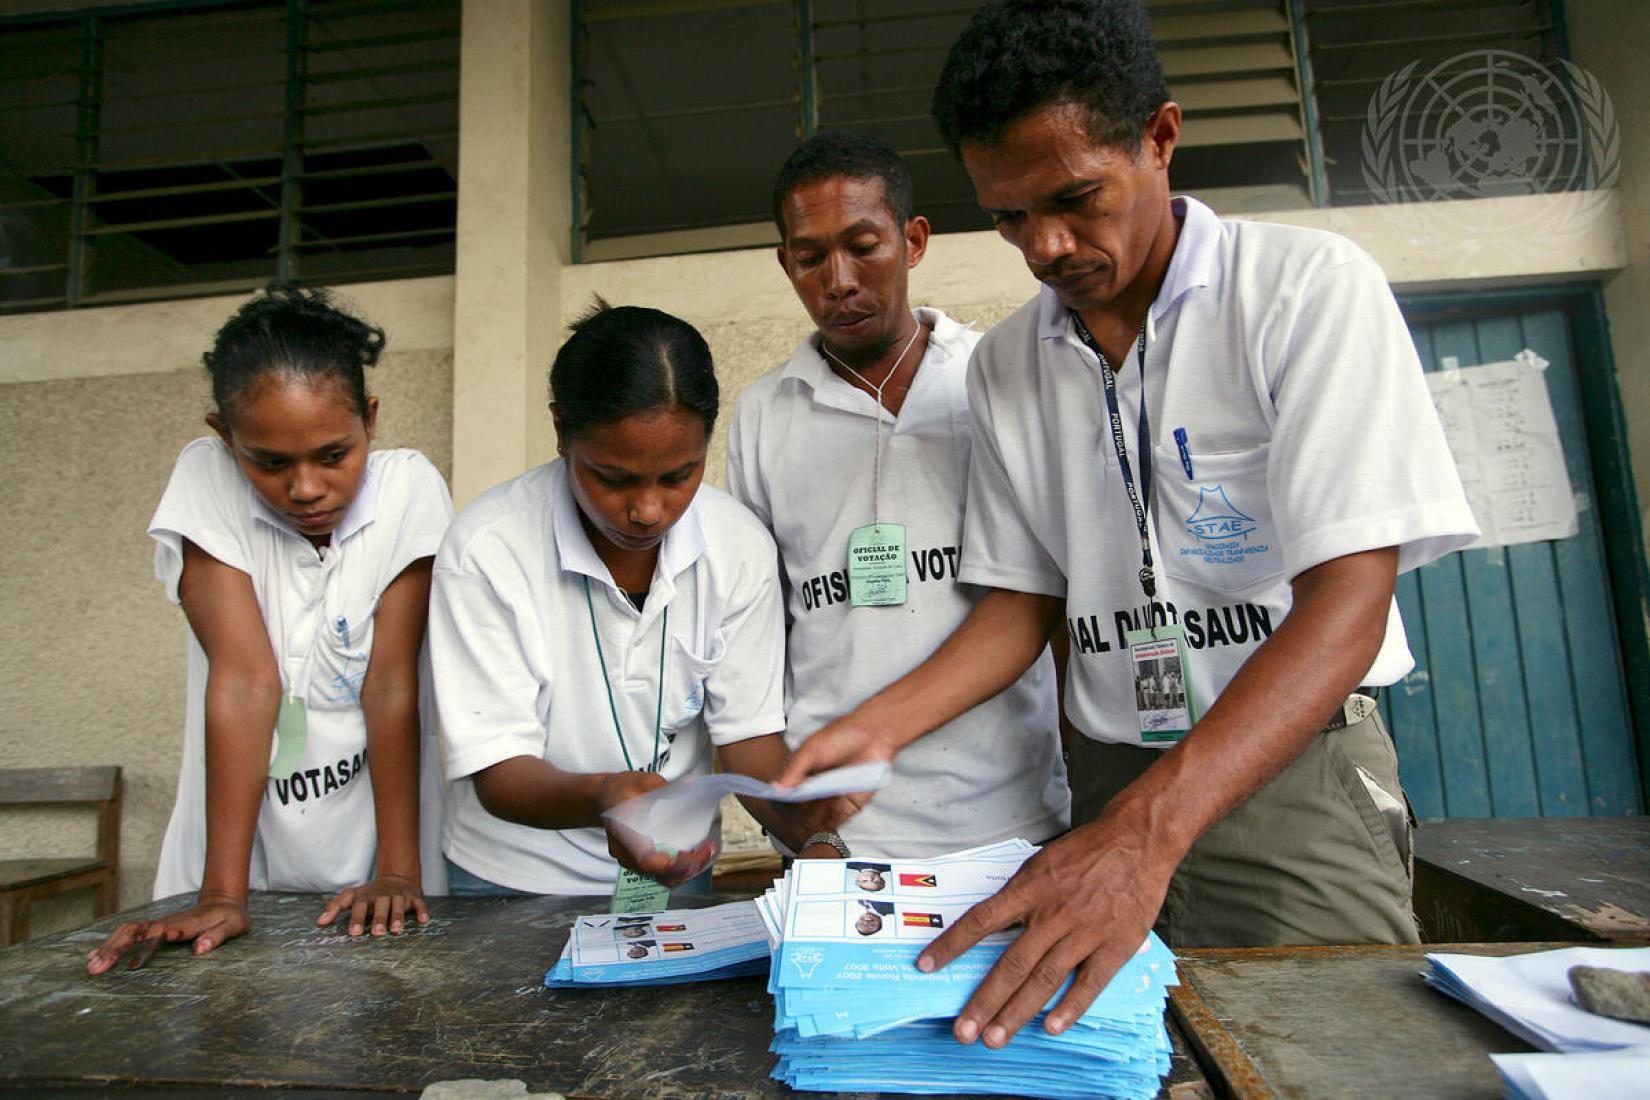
[
  {"x1": 611, "y1": 843, "x2": 677, "y2": 914},
  {"x1": 268, "y1": 693, "x2": 308, "y2": 778},
  {"x1": 1123, "y1": 624, "x2": 1197, "y2": 743},
  {"x1": 610, "y1": 867, "x2": 671, "y2": 914},
  {"x1": 847, "y1": 523, "x2": 907, "y2": 607}
]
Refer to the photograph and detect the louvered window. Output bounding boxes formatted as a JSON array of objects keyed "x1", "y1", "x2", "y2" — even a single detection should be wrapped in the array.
[{"x1": 0, "y1": 0, "x2": 458, "y2": 314}]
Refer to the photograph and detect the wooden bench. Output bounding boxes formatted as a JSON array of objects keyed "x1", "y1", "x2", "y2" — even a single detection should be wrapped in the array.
[{"x1": 0, "y1": 766, "x2": 122, "y2": 947}]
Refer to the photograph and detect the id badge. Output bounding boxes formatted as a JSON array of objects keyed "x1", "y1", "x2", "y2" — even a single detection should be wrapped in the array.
[
  {"x1": 269, "y1": 693, "x2": 308, "y2": 778},
  {"x1": 1124, "y1": 625, "x2": 1196, "y2": 743},
  {"x1": 610, "y1": 867, "x2": 671, "y2": 914},
  {"x1": 847, "y1": 523, "x2": 907, "y2": 607}
]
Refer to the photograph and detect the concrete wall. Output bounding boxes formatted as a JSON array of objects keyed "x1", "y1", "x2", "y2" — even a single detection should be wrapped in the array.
[
  {"x1": 0, "y1": 277, "x2": 454, "y2": 936},
  {"x1": 451, "y1": 0, "x2": 570, "y2": 507},
  {"x1": 1570, "y1": 1, "x2": 1650, "y2": 542},
  {"x1": 561, "y1": 192, "x2": 1629, "y2": 495},
  {"x1": 561, "y1": 232, "x2": 1044, "y2": 489}
]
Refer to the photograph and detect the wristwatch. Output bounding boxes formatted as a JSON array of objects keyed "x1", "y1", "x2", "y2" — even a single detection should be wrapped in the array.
[{"x1": 801, "y1": 831, "x2": 851, "y2": 858}]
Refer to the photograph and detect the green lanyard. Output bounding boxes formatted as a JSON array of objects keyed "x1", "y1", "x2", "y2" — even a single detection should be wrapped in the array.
[{"x1": 583, "y1": 576, "x2": 667, "y2": 772}]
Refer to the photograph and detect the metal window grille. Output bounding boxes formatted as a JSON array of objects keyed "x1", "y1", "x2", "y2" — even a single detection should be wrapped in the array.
[
  {"x1": 573, "y1": 0, "x2": 1336, "y2": 260},
  {"x1": 572, "y1": 0, "x2": 1574, "y2": 262},
  {"x1": 809, "y1": 0, "x2": 1329, "y2": 225},
  {"x1": 0, "y1": 0, "x2": 459, "y2": 314}
]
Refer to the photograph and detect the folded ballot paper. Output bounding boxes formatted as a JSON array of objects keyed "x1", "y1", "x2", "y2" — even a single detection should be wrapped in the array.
[
  {"x1": 544, "y1": 901, "x2": 770, "y2": 988},
  {"x1": 761, "y1": 840, "x2": 1179, "y2": 1099},
  {"x1": 1423, "y1": 947, "x2": 1650, "y2": 1053},
  {"x1": 603, "y1": 761, "x2": 891, "y2": 853}
]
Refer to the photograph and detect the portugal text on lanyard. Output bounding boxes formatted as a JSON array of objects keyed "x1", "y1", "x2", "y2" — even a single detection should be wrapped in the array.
[
  {"x1": 1071, "y1": 312, "x2": 1198, "y2": 742},
  {"x1": 585, "y1": 576, "x2": 675, "y2": 913}
]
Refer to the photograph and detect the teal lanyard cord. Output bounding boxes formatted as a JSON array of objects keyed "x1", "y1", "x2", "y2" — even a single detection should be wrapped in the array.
[{"x1": 583, "y1": 575, "x2": 668, "y2": 773}]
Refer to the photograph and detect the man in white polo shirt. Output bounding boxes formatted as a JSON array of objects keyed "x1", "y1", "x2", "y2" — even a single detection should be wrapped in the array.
[
  {"x1": 777, "y1": 0, "x2": 1478, "y2": 1047},
  {"x1": 727, "y1": 130, "x2": 1069, "y2": 860}
]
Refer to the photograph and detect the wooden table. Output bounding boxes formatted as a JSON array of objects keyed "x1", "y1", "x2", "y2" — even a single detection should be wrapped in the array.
[
  {"x1": 1414, "y1": 816, "x2": 1650, "y2": 943},
  {"x1": 1170, "y1": 942, "x2": 1555, "y2": 1100},
  {"x1": 0, "y1": 892, "x2": 1207, "y2": 1098}
]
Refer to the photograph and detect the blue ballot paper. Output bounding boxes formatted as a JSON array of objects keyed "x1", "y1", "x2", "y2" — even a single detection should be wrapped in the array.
[
  {"x1": 761, "y1": 841, "x2": 1179, "y2": 1099},
  {"x1": 544, "y1": 901, "x2": 771, "y2": 988}
]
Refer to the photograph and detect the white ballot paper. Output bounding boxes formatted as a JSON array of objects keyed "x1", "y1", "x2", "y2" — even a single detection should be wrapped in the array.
[
  {"x1": 1424, "y1": 946, "x2": 1650, "y2": 1052},
  {"x1": 602, "y1": 761, "x2": 891, "y2": 852},
  {"x1": 1425, "y1": 349, "x2": 1578, "y2": 548},
  {"x1": 1494, "y1": 1050, "x2": 1650, "y2": 1100}
]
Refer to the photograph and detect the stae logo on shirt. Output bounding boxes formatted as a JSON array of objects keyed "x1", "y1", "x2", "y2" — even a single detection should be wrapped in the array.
[
  {"x1": 1183, "y1": 485, "x2": 1258, "y2": 541},
  {"x1": 1179, "y1": 484, "x2": 1272, "y2": 570}
]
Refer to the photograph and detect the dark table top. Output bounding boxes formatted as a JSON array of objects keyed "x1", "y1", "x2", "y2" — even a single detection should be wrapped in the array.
[
  {"x1": 1414, "y1": 815, "x2": 1650, "y2": 942},
  {"x1": 0, "y1": 892, "x2": 1206, "y2": 1099},
  {"x1": 1170, "y1": 942, "x2": 1561, "y2": 1100}
]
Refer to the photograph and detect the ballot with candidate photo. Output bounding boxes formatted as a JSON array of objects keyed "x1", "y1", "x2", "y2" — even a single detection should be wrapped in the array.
[
  {"x1": 763, "y1": 841, "x2": 1179, "y2": 1099},
  {"x1": 545, "y1": 901, "x2": 770, "y2": 987}
]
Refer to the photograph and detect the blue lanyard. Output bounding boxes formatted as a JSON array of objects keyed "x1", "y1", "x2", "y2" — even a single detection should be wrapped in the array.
[
  {"x1": 583, "y1": 576, "x2": 667, "y2": 772},
  {"x1": 1072, "y1": 313, "x2": 1156, "y2": 600}
]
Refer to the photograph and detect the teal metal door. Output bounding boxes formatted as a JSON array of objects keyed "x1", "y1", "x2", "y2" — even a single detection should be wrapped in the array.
[{"x1": 1383, "y1": 287, "x2": 1647, "y2": 818}]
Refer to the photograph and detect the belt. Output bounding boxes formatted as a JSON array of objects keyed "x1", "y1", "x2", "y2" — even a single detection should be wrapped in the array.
[{"x1": 1323, "y1": 686, "x2": 1381, "y2": 732}]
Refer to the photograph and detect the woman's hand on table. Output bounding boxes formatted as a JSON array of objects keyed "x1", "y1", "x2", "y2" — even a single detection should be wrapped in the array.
[
  {"x1": 318, "y1": 873, "x2": 428, "y2": 937},
  {"x1": 85, "y1": 895, "x2": 252, "y2": 974}
]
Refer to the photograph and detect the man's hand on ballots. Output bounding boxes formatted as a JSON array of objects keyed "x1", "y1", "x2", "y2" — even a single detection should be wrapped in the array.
[{"x1": 915, "y1": 810, "x2": 1173, "y2": 1047}]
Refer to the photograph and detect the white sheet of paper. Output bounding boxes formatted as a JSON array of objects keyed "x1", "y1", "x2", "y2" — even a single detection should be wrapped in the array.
[
  {"x1": 602, "y1": 761, "x2": 891, "y2": 851},
  {"x1": 1426, "y1": 946, "x2": 1650, "y2": 1052},
  {"x1": 1494, "y1": 1050, "x2": 1650, "y2": 1100},
  {"x1": 1425, "y1": 350, "x2": 1578, "y2": 548}
]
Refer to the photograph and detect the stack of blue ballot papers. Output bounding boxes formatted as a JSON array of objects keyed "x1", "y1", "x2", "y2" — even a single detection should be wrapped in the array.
[
  {"x1": 544, "y1": 900, "x2": 771, "y2": 988},
  {"x1": 757, "y1": 840, "x2": 1179, "y2": 1099}
]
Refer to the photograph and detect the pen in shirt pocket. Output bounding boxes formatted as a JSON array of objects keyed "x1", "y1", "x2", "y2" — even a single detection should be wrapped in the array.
[{"x1": 1173, "y1": 427, "x2": 1195, "y2": 480}]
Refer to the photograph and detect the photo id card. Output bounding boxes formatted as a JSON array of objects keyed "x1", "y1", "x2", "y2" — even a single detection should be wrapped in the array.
[
  {"x1": 1124, "y1": 625, "x2": 1196, "y2": 743},
  {"x1": 847, "y1": 523, "x2": 907, "y2": 607}
]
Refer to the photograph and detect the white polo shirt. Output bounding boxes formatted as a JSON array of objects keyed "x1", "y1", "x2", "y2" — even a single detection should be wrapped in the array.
[
  {"x1": 960, "y1": 196, "x2": 1479, "y2": 748},
  {"x1": 149, "y1": 437, "x2": 453, "y2": 897},
  {"x1": 727, "y1": 307, "x2": 1069, "y2": 856},
  {"x1": 430, "y1": 460, "x2": 786, "y2": 895}
]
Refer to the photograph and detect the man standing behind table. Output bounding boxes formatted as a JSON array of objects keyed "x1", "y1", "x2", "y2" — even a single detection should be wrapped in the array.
[
  {"x1": 727, "y1": 130, "x2": 1069, "y2": 861},
  {"x1": 776, "y1": 0, "x2": 1478, "y2": 1047}
]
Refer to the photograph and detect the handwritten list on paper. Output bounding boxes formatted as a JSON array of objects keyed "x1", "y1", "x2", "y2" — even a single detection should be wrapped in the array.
[{"x1": 1424, "y1": 350, "x2": 1578, "y2": 549}]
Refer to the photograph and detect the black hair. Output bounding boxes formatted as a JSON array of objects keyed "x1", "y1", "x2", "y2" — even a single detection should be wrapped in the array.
[
  {"x1": 203, "y1": 285, "x2": 383, "y2": 421},
  {"x1": 550, "y1": 297, "x2": 719, "y2": 438},
  {"x1": 931, "y1": 0, "x2": 1170, "y2": 157},
  {"x1": 771, "y1": 130, "x2": 915, "y2": 238}
]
